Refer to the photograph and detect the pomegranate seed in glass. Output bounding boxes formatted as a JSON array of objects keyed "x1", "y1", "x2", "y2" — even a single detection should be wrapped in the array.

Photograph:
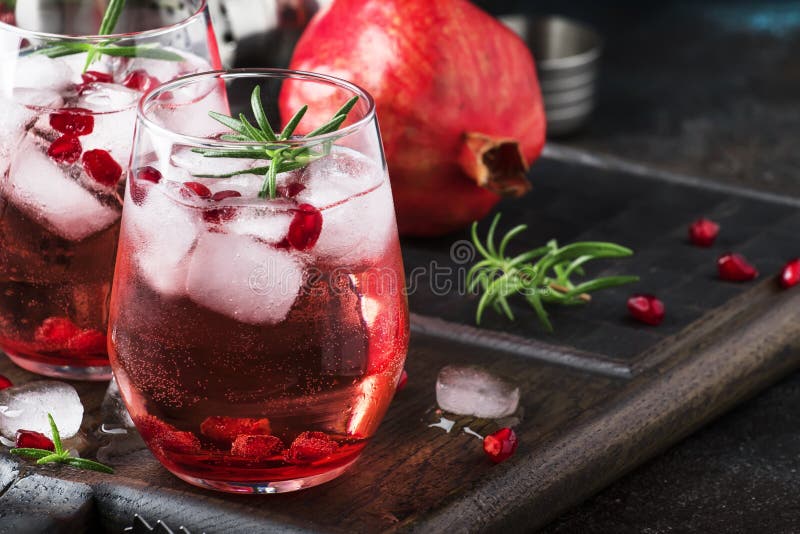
[
  {"x1": 0, "y1": 1, "x2": 221, "y2": 380},
  {"x1": 108, "y1": 70, "x2": 410, "y2": 493}
]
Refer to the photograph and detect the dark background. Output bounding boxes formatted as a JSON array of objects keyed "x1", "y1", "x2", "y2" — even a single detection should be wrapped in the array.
[{"x1": 472, "y1": 1, "x2": 800, "y2": 531}]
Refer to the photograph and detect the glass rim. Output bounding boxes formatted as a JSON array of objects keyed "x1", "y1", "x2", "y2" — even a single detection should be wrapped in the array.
[
  {"x1": 0, "y1": 0, "x2": 208, "y2": 42},
  {"x1": 137, "y1": 68, "x2": 378, "y2": 149}
]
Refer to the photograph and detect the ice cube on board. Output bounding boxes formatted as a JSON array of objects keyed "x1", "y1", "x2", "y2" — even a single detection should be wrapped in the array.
[
  {"x1": 0, "y1": 381, "x2": 84, "y2": 439},
  {"x1": 186, "y1": 232, "x2": 304, "y2": 324},
  {"x1": 435, "y1": 365, "x2": 520, "y2": 419},
  {"x1": 125, "y1": 186, "x2": 200, "y2": 297},
  {"x1": 3, "y1": 134, "x2": 120, "y2": 241},
  {"x1": 296, "y1": 150, "x2": 395, "y2": 264}
]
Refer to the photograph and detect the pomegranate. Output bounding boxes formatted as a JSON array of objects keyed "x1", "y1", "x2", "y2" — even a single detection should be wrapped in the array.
[
  {"x1": 688, "y1": 218, "x2": 719, "y2": 247},
  {"x1": 483, "y1": 427, "x2": 518, "y2": 464},
  {"x1": 718, "y1": 253, "x2": 758, "y2": 282},
  {"x1": 627, "y1": 294, "x2": 665, "y2": 326},
  {"x1": 283, "y1": 0, "x2": 545, "y2": 235},
  {"x1": 779, "y1": 258, "x2": 800, "y2": 289}
]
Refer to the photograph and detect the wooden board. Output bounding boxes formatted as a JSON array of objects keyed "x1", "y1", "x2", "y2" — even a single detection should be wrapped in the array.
[{"x1": 2, "y1": 147, "x2": 799, "y2": 533}]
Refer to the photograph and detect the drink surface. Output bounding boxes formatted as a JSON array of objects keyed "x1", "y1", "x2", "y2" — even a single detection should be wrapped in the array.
[
  {"x1": 109, "y1": 146, "x2": 410, "y2": 487},
  {"x1": 0, "y1": 50, "x2": 214, "y2": 374}
]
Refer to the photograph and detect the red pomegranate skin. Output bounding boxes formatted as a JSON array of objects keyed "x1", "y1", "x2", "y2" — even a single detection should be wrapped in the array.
[{"x1": 283, "y1": 0, "x2": 546, "y2": 236}]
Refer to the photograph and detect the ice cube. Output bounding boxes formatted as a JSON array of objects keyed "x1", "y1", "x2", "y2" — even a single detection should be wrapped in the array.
[
  {"x1": 0, "y1": 97, "x2": 34, "y2": 156},
  {"x1": 435, "y1": 365, "x2": 520, "y2": 419},
  {"x1": 12, "y1": 88, "x2": 64, "y2": 109},
  {"x1": 124, "y1": 185, "x2": 200, "y2": 297},
  {"x1": 227, "y1": 208, "x2": 292, "y2": 244},
  {"x1": 170, "y1": 146, "x2": 258, "y2": 180},
  {"x1": 296, "y1": 150, "x2": 396, "y2": 264},
  {"x1": 186, "y1": 232, "x2": 304, "y2": 324},
  {"x1": 3, "y1": 134, "x2": 121, "y2": 241},
  {"x1": 75, "y1": 83, "x2": 139, "y2": 164},
  {"x1": 14, "y1": 55, "x2": 76, "y2": 91},
  {"x1": 0, "y1": 381, "x2": 84, "y2": 439},
  {"x1": 100, "y1": 378, "x2": 135, "y2": 429}
]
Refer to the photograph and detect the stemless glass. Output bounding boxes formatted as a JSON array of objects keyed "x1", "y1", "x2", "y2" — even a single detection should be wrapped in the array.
[
  {"x1": 108, "y1": 70, "x2": 409, "y2": 493},
  {"x1": 0, "y1": 1, "x2": 221, "y2": 380}
]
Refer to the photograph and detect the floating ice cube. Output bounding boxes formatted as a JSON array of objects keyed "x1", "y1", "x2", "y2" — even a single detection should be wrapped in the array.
[
  {"x1": 227, "y1": 208, "x2": 292, "y2": 244},
  {"x1": 14, "y1": 55, "x2": 76, "y2": 91},
  {"x1": 3, "y1": 134, "x2": 121, "y2": 241},
  {"x1": 186, "y1": 232, "x2": 304, "y2": 324},
  {"x1": 12, "y1": 88, "x2": 64, "y2": 109},
  {"x1": 435, "y1": 365, "x2": 520, "y2": 419},
  {"x1": 170, "y1": 146, "x2": 257, "y2": 179},
  {"x1": 125, "y1": 186, "x2": 200, "y2": 297},
  {"x1": 0, "y1": 97, "x2": 34, "y2": 155},
  {"x1": 75, "y1": 83, "x2": 139, "y2": 164},
  {"x1": 0, "y1": 381, "x2": 84, "y2": 439},
  {"x1": 296, "y1": 149, "x2": 396, "y2": 264}
]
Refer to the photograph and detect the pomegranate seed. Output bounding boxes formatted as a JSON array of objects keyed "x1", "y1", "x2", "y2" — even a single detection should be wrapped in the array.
[
  {"x1": 136, "y1": 166, "x2": 162, "y2": 184},
  {"x1": 780, "y1": 258, "x2": 800, "y2": 289},
  {"x1": 82, "y1": 149, "x2": 122, "y2": 187},
  {"x1": 35, "y1": 317, "x2": 81, "y2": 347},
  {"x1": 278, "y1": 182, "x2": 306, "y2": 198},
  {"x1": 67, "y1": 329, "x2": 107, "y2": 355},
  {"x1": 81, "y1": 70, "x2": 113, "y2": 84},
  {"x1": 688, "y1": 218, "x2": 719, "y2": 247},
  {"x1": 0, "y1": 374, "x2": 12, "y2": 390},
  {"x1": 182, "y1": 181, "x2": 212, "y2": 199},
  {"x1": 49, "y1": 108, "x2": 94, "y2": 136},
  {"x1": 231, "y1": 435, "x2": 284, "y2": 458},
  {"x1": 122, "y1": 70, "x2": 160, "y2": 93},
  {"x1": 627, "y1": 294, "x2": 665, "y2": 326},
  {"x1": 47, "y1": 135, "x2": 82, "y2": 164},
  {"x1": 137, "y1": 415, "x2": 201, "y2": 454},
  {"x1": 15, "y1": 430, "x2": 55, "y2": 451},
  {"x1": 483, "y1": 427, "x2": 518, "y2": 464},
  {"x1": 211, "y1": 189, "x2": 242, "y2": 201},
  {"x1": 287, "y1": 203, "x2": 323, "y2": 251},
  {"x1": 284, "y1": 431, "x2": 339, "y2": 464},
  {"x1": 718, "y1": 253, "x2": 758, "y2": 282},
  {"x1": 200, "y1": 416, "x2": 271, "y2": 443},
  {"x1": 397, "y1": 369, "x2": 408, "y2": 391}
]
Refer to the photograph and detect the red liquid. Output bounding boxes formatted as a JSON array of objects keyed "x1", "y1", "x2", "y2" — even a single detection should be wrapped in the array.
[{"x1": 108, "y1": 200, "x2": 409, "y2": 490}]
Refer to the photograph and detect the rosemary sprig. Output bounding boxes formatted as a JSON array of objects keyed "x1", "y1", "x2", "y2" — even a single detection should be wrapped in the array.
[
  {"x1": 33, "y1": 0, "x2": 182, "y2": 70},
  {"x1": 467, "y1": 213, "x2": 640, "y2": 332},
  {"x1": 10, "y1": 413, "x2": 114, "y2": 474},
  {"x1": 191, "y1": 86, "x2": 359, "y2": 199}
]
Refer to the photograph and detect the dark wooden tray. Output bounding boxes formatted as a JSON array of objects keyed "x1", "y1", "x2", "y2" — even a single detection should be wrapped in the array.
[{"x1": 2, "y1": 145, "x2": 799, "y2": 533}]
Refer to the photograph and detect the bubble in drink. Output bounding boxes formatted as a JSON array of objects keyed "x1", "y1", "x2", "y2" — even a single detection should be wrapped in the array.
[
  {"x1": 0, "y1": 381, "x2": 84, "y2": 439},
  {"x1": 435, "y1": 365, "x2": 520, "y2": 419}
]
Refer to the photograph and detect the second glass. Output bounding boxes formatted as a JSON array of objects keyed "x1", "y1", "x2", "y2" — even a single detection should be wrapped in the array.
[{"x1": 0, "y1": 0, "x2": 221, "y2": 379}]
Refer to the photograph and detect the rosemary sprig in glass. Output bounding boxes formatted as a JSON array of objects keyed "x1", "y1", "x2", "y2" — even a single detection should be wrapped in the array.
[
  {"x1": 33, "y1": 0, "x2": 182, "y2": 70},
  {"x1": 10, "y1": 413, "x2": 114, "y2": 474},
  {"x1": 191, "y1": 86, "x2": 359, "y2": 199},
  {"x1": 467, "y1": 213, "x2": 639, "y2": 332}
]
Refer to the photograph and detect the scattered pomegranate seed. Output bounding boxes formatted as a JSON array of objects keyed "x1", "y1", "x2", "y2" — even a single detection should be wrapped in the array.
[
  {"x1": 122, "y1": 70, "x2": 160, "y2": 93},
  {"x1": 397, "y1": 369, "x2": 408, "y2": 391},
  {"x1": 627, "y1": 294, "x2": 665, "y2": 326},
  {"x1": 0, "y1": 374, "x2": 12, "y2": 390},
  {"x1": 483, "y1": 427, "x2": 518, "y2": 464},
  {"x1": 82, "y1": 149, "x2": 122, "y2": 186},
  {"x1": 47, "y1": 135, "x2": 82, "y2": 164},
  {"x1": 67, "y1": 329, "x2": 107, "y2": 355},
  {"x1": 231, "y1": 435, "x2": 284, "y2": 458},
  {"x1": 200, "y1": 416, "x2": 271, "y2": 443},
  {"x1": 287, "y1": 203, "x2": 323, "y2": 251},
  {"x1": 182, "y1": 181, "x2": 212, "y2": 199},
  {"x1": 278, "y1": 182, "x2": 306, "y2": 198},
  {"x1": 718, "y1": 253, "x2": 758, "y2": 282},
  {"x1": 49, "y1": 108, "x2": 94, "y2": 136},
  {"x1": 81, "y1": 70, "x2": 113, "y2": 85},
  {"x1": 284, "y1": 431, "x2": 339, "y2": 464},
  {"x1": 15, "y1": 430, "x2": 55, "y2": 451},
  {"x1": 34, "y1": 317, "x2": 81, "y2": 347},
  {"x1": 211, "y1": 189, "x2": 242, "y2": 201},
  {"x1": 688, "y1": 218, "x2": 720, "y2": 247},
  {"x1": 779, "y1": 258, "x2": 800, "y2": 289}
]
